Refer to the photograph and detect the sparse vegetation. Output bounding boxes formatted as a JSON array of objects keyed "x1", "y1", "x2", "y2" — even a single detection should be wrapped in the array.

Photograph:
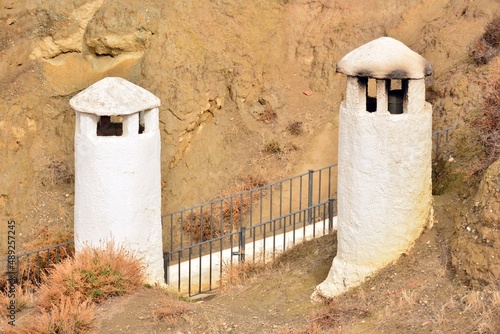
[
  {"x1": 37, "y1": 242, "x2": 143, "y2": 308},
  {"x1": 43, "y1": 160, "x2": 74, "y2": 186},
  {"x1": 0, "y1": 225, "x2": 75, "y2": 291},
  {"x1": 468, "y1": 79, "x2": 500, "y2": 175},
  {"x1": 12, "y1": 297, "x2": 96, "y2": 334},
  {"x1": 286, "y1": 121, "x2": 304, "y2": 136},
  {"x1": 259, "y1": 108, "x2": 278, "y2": 123},
  {"x1": 0, "y1": 242, "x2": 144, "y2": 333},
  {"x1": 151, "y1": 289, "x2": 193, "y2": 325},
  {"x1": 263, "y1": 140, "x2": 282, "y2": 154},
  {"x1": 219, "y1": 260, "x2": 267, "y2": 289},
  {"x1": 182, "y1": 175, "x2": 267, "y2": 242},
  {"x1": 469, "y1": 15, "x2": 500, "y2": 64},
  {"x1": 0, "y1": 284, "x2": 35, "y2": 316}
]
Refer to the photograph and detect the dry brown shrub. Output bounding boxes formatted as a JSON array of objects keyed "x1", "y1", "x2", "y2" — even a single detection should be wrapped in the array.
[
  {"x1": 484, "y1": 15, "x2": 500, "y2": 47},
  {"x1": 263, "y1": 140, "x2": 282, "y2": 154},
  {"x1": 37, "y1": 242, "x2": 143, "y2": 309},
  {"x1": 469, "y1": 15, "x2": 500, "y2": 64},
  {"x1": 468, "y1": 79, "x2": 500, "y2": 175},
  {"x1": 259, "y1": 108, "x2": 278, "y2": 123},
  {"x1": 218, "y1": 260, "x2": 266, "y2": 289},
  {"x1": 183, "y1": 211, "x2": 221, "y2": 243},
  {"x1": 0, "y1": 284, "x2": 36, "y2": 316},
  {"x1": 293, "y1": 295, "x2": 370, "y2": 333},
  {"x1": 42, "y1": 160, "x2": 74, "y2": 186},
  {"x1": 286, "y1": 121, "x2": 304, "y2": 136},
  {"x1": 0, "y1": 225, "x2": 74, "y2": 291},
  {"x1": 2, "y1": 297, "x2": 96, "y2": 334},
  {"x1": 152, "y1": 290, "x2": 193, "y2": 326},
  {"x1": 182, "y1": 175, "x2": 268, "y2": 243}
]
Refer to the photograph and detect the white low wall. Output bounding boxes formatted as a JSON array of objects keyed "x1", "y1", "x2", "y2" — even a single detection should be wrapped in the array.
[{"x1": 167, "y1": 217, "x2": 337, "y2": 294}]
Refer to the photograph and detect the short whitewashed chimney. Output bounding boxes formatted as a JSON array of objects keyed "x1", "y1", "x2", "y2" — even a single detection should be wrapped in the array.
[
  {"x1": 314, "y1": 37, "x2": 433, "y2": 298},
  {"x1": 71, "y1": 77, "x2": 164, "y2": 285}
]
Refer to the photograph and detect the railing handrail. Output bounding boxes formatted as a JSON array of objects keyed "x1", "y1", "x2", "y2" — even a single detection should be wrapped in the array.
[
  {"x1": 432, "y1": 125, "x2": 456, "y2": 135},
  {"x1": 0, "y1": 241, "x2": 74, "y2": 262},
  {"x1": 161, "y1": 163, "x2": 338, "y2": 218},
  {"x1": 166, "y1": 200, "x2": 331, "y2": 255}
]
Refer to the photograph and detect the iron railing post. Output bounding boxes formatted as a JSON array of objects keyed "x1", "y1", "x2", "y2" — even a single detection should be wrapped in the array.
[
  {"x1": 435, "y1": 132, "x2": 440, "y2": 159},
  {"x1": 328, "y1": 198, "x2": 334, "y2": 232},
  {"x1": 240, "y1": 227, "x2": 246, "y2": 263},
  {"x1": 163, "y1": 252, "x2": 169, "y2": 284},
  {"x1": 308, "y1": 169, "x2": 314, "y2": 225}
]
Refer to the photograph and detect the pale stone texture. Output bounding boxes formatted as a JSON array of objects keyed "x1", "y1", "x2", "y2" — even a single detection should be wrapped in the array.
[
  {"x1": 314, "y1": 37, "x2": 433, "y2": 298},
  {"x1": 71, "y1": 77, "x2": 164, "y2": 285}
]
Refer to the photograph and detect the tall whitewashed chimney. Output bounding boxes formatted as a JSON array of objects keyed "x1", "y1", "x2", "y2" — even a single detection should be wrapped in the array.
[
  {"x1": 71, "y1": 77, "x2": 164, "y2": 284},
  {"x1": 314, "y1": 37, "x2": 433, "y2": 298}
]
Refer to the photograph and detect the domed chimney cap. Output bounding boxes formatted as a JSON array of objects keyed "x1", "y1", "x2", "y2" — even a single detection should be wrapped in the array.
[
  {"x1": 70, "y1": 77, "x2": 161, "y2": 116},
  {"x1": 336, "y1": 37, "x2": 432, "y2": 79}
]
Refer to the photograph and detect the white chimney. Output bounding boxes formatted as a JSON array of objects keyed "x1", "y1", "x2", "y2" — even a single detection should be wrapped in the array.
[
  {"x1": 71, "y1": 77, "x2": 164, "y2": 285},
  {"x1": 314, "y1": 37, "x2": 433, "y2": 298}
]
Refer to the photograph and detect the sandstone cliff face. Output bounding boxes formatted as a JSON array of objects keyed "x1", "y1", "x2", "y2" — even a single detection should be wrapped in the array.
[
  {"x1": 452, "y1": 158, "x2": 500, "y2": 287},
  {"x1": 0, "y1": 0, "x2": 499, "y2": 267}
]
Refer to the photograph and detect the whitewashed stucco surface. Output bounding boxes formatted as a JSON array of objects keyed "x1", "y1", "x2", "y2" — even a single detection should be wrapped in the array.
[
  {"x1": 74, "y1": 123, "x2": 164, "y2": 284},
  {"x1": 72, "y1": 77, "x2": 164, "y2": 285},
  {"x1": 314, "y1": 98, "x2": 433, "y2": 298}
]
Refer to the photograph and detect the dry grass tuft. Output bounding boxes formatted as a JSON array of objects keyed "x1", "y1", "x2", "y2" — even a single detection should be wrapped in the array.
[
  {"x1": 0, "y1": 284, "x2": 36, "y2": 316},
  {"x1": 469, "y1": 15, "x2": 500, "y2": 64},
  {"x1": 219, "y1": 260, "x2": 267, "y2": 289},
  {"x1": 259, "y1": 109, "x2": 278, "y2": 123},
  {"x1": 0, "y1": 242, "x2": 143, "y2": 333},
  {"x1": 298, "y1": 296, "x2": 370, "y2": 333},
  {"x1": 14, "y1": 297, "x2": 95, "y2": 334},
  {"x1": 263, "y1": 140, "x2": 282, "y2": 154},
  {"x1": 468, "y1": 79, "x2": 500, "y2": 175},
  {"x1": 42, "y1": 160, "x2": 74, "y2": 186},
  {"x1": 459, "y1": 290, "x2": 500, "y2": 333},
  {"x1": 152, "y1": 290, "x2": 193, "y2": 326},
  {"x1": 286, "y1": 121, "x2": 304, "y2": 136},
  {"x1": 182, "y1": 174, "x2": 268, "y2": 242},
  {"x1": 6, "y1": 226, "x2": 75, "y2": 290},
  {"x1": 37, "y1": 242, "x2": 143, "y2": 309}
]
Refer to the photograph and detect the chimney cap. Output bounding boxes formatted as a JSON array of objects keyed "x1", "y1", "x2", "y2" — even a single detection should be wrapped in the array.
[
  {"x1": 70, "y1": 77, "x2": 160, "y2": 116},
  {"x1": 336, "y1": 37, "x2": 432, "y2": 79}
]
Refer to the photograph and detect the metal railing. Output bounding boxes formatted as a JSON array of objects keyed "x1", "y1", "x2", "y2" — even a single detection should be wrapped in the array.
[
  {"x1": 432, "y1": 126, "x2": 456, "y2": 158},
  {"x1": 165, "y1": 199, "x2": 337, "y2": 296},
  {"x1": 0, "y1": 241, "x2": 74, "y2": 286},
  {"x1": 162, "y1": 164, "x2": 337, "y2": 262}
]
